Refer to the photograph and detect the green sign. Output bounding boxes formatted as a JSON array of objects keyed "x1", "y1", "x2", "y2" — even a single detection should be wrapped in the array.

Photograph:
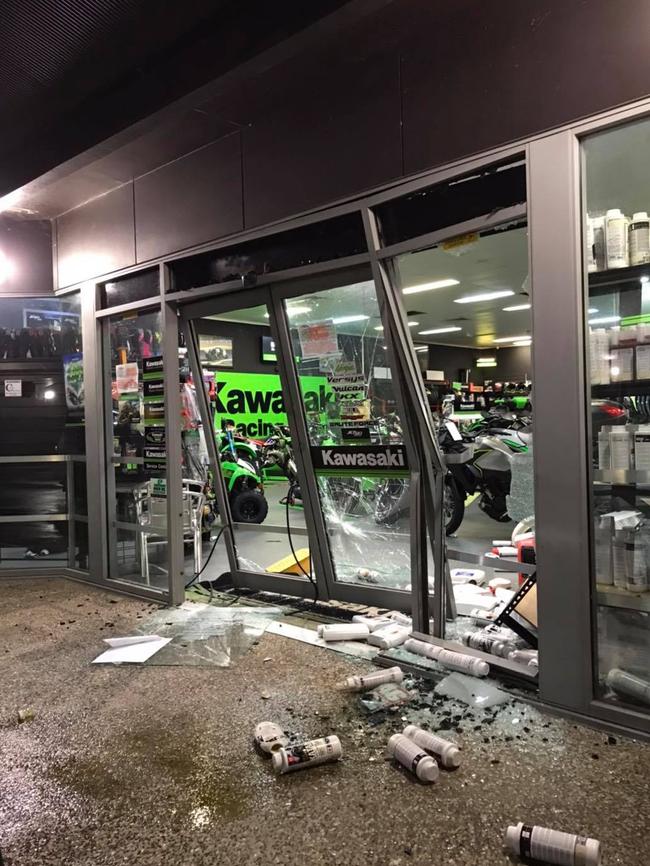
[{"x1": 213, "y1": 371, "x2": 334, "y2": 438}]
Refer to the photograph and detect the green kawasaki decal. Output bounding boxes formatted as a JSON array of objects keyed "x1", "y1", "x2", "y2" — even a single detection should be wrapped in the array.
[{"x1": 213, "y1": 371, "x2": 334, "y2": 438}]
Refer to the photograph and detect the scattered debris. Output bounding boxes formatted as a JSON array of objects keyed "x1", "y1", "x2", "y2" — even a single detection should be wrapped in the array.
[
  {"x1": 92, "y1": 635, "x2": 172, "y2": 665},
  {"x1": 338, "y1": 666, "x2": 404, "y2": 692},
  {"x1": 261, "y1": 692, "x2": 271, "y2": 700},
  {"x1": 359, "y1": 682, "x2": 413, "y2": 714},
  {"x1": 17, "y1": 708, "x2": 35, "y2": 724},
  {"x1": 254, "y1": 721, "x2": 289, "y2": 755}
]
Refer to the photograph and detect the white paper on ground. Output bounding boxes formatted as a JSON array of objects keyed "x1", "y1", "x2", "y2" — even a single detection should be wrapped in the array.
[{"x1": 92, "y1": 635, "x2": 172, "y2": 664}]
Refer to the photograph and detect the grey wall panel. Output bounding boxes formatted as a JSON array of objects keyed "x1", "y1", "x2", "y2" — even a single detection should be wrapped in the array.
[
  {"x1": 57, "y1": 184, "x2": 135, "y2": 288},
  {"x1": 134, "y1": 135, "x2": 243, "y2": 263},
  {"x1": 243, "y1": 53, "x2": 401, "y2": 228},
  {"x1": 402, "y1": 0, "x2": 650, "y2": 174},
  {"x1": 0, "y1": 217, "x2": 53, "y2": 296}
]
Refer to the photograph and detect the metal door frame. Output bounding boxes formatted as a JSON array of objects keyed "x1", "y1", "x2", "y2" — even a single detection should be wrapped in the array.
[{"x1": 177, "y1": 265, "x2": 434, "y2": 611}]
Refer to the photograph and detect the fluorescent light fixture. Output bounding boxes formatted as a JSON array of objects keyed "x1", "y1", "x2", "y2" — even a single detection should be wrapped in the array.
[
  {"x1": 588, "y1": 307, "x2": 599, "y2": 314},
  {"x1": 43, "y1": 389, "x2": 56, "y2": 400},
  {"x1": 418, "y1": 326, "x2": 463, "y2": 335},
  {"x1": 454, "y1": 290, "x2": 514, "y2": 304},
  {"x1": 493, "y1": 335, "x2": 530, "y2": 343},
  {"x1": 513, "y1": 340, "x2": 532, "y2": 346},
  {"x1": 414, "y1": 346, "x2": 429, "y2": 352},
  {"x1": 477, "y1": 360, "x2": 497, "y2": 367},
  {"x1": 332, "y1": 314, "x2": 369, "y2": 324},
  {"x1": 374, "y1": 325, "x2": 384, "y2": 331},
  {"x1": 589, "y1": 315, "x2": 621, "y2": 325},
  {"x1": 477, "y1": 356, "x2": 496, "y2": 363},
  {"x1": 407, "y1": 321, "x2": 419, "y2": 327},
  {"x1": 502, "y1": 303, "x2": 531, "y2": 312},
  {"x1": 403, "y1": 278, "x2": 459, "y2": 295}
]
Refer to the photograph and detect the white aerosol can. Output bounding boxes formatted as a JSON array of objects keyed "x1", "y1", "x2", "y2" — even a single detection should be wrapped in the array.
[
  {"x1": 317, "y1": 623, "x2": 370, "y2": 642},
  {"x1": 404, "y1": 638, "x2": 489, "y2": 676},
  {"x1": 367, "y1": 624, "x2": 411, "y2": 649},
  {"x1": 352, "y1": 614, "x2": 393, "y2": 631},
  {"x1": 606, "y1": 667, "x2": 650, "y2": 705},
  {"x1": 386, "y1": 733, "x2": 439, "y2": 783},
  {"x1": 388, "y1": 611, "x2": 412, "y2": 627},
  {"x1": 462, "y1": 630, "x2": 514, "y2": 658},
  {"x1": 338, "y1": 666, "x2": 403, "y2": 692},
  {"x1": 505, "y1": 822, "x2": 601, "y2": 866},
  {"x1": 402, "y1": 724, "x2": 461, "y2": 769},
  {"x1": 629, "y1": 211, "x2": 650, "y2": 265},
  {"x1": 605, "y1": 208, "x2": 629, "y2": 269},
  {"x1": 272, "y1": 735, "x2": 342, "y2": 774},
  {"x1": 254, "y1": 721, "x2": 289, "y2": 755}
]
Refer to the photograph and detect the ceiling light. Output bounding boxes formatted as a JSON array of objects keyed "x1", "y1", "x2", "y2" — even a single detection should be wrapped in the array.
[
  {"x1": 502, "y1": 303, "x2": 531, "y2": 312},
  {"x1": 374, "y1": 325, "x2": 384, "y2": 331},
  {"x1": 332, "y1": 314, "x2": 369, "y2": 324},
  {"x1": 588, "y1": 307, "x2": 599, "y2": 314},
  {"x1": 43, "y1": 389, "x2": 56, "y2": 400},
  {"x1": 589, "y1": 315, "x2": 621, "y2": 325},
  {"x1": 414, "y1": 346, "x2": 429, "y2": 352},
  {"x1": 477, "y1": 357, "x2": 496, "y2": 363},
  {"x1": 286, "y1": 305, "x2": 312, "y2": 317},
  {"x1": 403, "y1": 278, "x2": 460, "y2": 295},
  {"x1": 0, "y1": 190, "x2": 22, "y2": 213},
  {"x1": 493, "y1": 335, "x2": 530, "y2": 343},
  {"x1": 418, "y1": 326, "x2": 463, "y2": 335},
  {"x1": 513, "y1": 340, "x2": 532, "y2": 346},
  {"x1": 476, "y1": 360, "x2": 497, "y2": 367},
  {"x1": 407, "y1": 321, "x2": 419, "y2": 327},
  {"x1": 454, "y1": 290, "x2": 515, "y2": 304}
]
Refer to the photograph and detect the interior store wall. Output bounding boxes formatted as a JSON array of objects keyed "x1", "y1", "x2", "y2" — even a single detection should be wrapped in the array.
[
  {"x1": 52, "y1": 0, "x2": 650, "y2": 290},
  {"x1": 426, "y1": 344, "x2": 532, "y2": 384}
]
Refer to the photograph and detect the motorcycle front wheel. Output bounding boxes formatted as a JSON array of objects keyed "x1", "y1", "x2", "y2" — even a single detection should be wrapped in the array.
[{"x1": 444, "y1": 475, "x2": 465, "y2": 535}]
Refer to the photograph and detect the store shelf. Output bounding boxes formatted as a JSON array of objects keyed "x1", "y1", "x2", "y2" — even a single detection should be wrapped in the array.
[
  {"x1": 588, "y1": 262, "x2": 650, "y2": 294},
  {"x1": 596, "y1": 582, "x2": 650, "y2": 612},
  {"x1": 593, "y1": 468, "x2": 650, "y2": 484}
]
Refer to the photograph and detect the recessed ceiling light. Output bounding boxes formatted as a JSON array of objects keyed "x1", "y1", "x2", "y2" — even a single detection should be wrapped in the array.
[
  {"x1": 418, "y1": 326, "x2": 463, "y2": 335},
  {"x1": 403, "y1": 278, "x2": 459, "y2": 295},
  {"x1": 332, "y1": 314, "x2": 369, "y2": 324},
  {"x1": 454, "y1": 290, "x2": 515, "y2": 304},
  {"x1": 43, "y1": 389, "x2": 56, "y2": 400},
  {"x1": 502, "y1": 303, "x2": 531, "y2": 312},
  {"x1": 589, "y1": 315, "x2": 621, "y2": 325},
  {"x1": 493, "y1": 335, "x2": 530, "y2": 343}
]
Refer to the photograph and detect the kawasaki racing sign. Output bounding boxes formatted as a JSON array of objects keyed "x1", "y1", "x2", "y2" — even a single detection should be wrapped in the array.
[{"x1": 310, "y1": 444, "x2": 409, "y2": 477}]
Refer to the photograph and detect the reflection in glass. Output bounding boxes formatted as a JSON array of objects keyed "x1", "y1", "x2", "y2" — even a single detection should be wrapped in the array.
[{"x1": 583, "y1": 119, "x2": 650, "y2": 712}]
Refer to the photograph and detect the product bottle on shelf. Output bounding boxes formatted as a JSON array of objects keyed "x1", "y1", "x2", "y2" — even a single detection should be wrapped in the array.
[
  {"x1": 609, "y1": 427, "x2": 632, "y2": 470},
  {"x1": 629, "y1": 212, "x2": 650, "y2": 266},
  {"x1": 605, "y1": 208, "x2": 630, "y2": 269},
  {"x1": 586, "y1": 214, "x2": 606, "y2": 272},
  {"x1": 633, "y1": 426, "x2": 650, "y2": 470}
]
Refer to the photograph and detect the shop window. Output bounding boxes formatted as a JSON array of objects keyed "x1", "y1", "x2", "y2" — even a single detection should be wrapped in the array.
[
  {"x1": 0, "y1": 292, "x2": 87, "y2": 568},
  {"x1": 170, "y1": 212, "x2": 366, "y2": 292},
  {"x1": 373, "y1": 156, "x2": 526, "y2": 248},
  {"x1": 102, "y1": 267, "x2": 159, "y2": 308},
  {"x1": 583, "y1": 118, "x2": 650, "y2": 713}
]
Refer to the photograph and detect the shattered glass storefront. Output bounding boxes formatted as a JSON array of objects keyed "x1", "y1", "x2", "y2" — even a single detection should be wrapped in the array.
[{"x1": 5, "y1": 107, "x2": 650, "y2": 740}]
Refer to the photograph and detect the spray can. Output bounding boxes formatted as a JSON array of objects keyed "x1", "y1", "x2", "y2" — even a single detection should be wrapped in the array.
[
  {"x1": 586, "y1": 215, "x2": 606, "y2": 272},
  {"x1": 404, "y1": 638, "x2": 489, "y2": 676},
  {"x1": 606, "y1": 668, "x2": 650, "y2": 706},
  {"x1": 352, "y1": 615, "x2": 393, "y2": 632},
  {"x1": 254, "y1": 721, "x2": 289, "y2": 755},
  {"x1": 609, "y1": 427, "x2": 632, "y2": 470},
  {"x1": 625, "y1": 523, "x2": 648, "y2": 592},
  {"x1": 271, "y1": 735, "x2": 342, "y2": 774},
  {"x1": 505, "y1": 822, "x2": 601, "y2": 866},
  {"x1": 317, "y1": 623, "x2": 370, "y2": 642},
  {"x1": 605, "y1": 208, "x2": 629, "y2": 269},
  {"x1": 597, "y1": 428, "x2": 611, "y2": 469},
  {"x1": 402, "y1": 725, "x2": 461, "y2": 769},
  {"x1": 388, "y1": 611, "x2": 412, "y2": 627},
  {"x1": 338, "y1": 666, "x2": 404, "y2": 692},
  {"x1": 462, "y1": 630, "x2": 514, "y2": 658},
  {"x1": 509, "y1": 649, "x2": 538, "y2": 664},
  {"x1": 367, "y1": 624, "x2": 411, "y2": 649},
  {"x1": 386, "y1": 734, "x2": 439, "y2": 783},
  {"x1": 634, "y1": 426, "x2": 650, "y2": 470},
  {"x1": 629, "y1": 211, "x2": 650, "y2": 265}
]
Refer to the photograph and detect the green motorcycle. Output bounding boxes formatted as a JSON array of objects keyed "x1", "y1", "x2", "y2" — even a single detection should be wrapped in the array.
[{"x1": 211, "y1": 428, "x2": 269, "y2": 523}]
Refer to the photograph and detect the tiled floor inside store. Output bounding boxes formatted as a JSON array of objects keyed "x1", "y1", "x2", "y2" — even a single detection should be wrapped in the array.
[{"x1": 1, "y1": 577, "x2": 649, "y2": 866}]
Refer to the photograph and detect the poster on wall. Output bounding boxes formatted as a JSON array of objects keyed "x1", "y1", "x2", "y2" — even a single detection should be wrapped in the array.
[
  {"x1": 198, "y1": 336, "x2": 233, "y2": 367},
  {"x1": 297, "y1": 321, "x2": 339, "y2": 360},
  {"x1": 116, "y1": 362, "x2": 139, "y2": 394},
  {"x1": 63, "y1": 353, "x2": 84, "y2": 410}
]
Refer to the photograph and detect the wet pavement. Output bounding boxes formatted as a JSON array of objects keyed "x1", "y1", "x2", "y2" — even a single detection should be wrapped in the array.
[{"x1": 1, "y1": 577, "x2": 649, "y2": 866}]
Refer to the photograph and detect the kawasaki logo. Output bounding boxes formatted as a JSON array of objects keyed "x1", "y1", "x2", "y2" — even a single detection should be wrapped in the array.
[
  {"x1": 214, "y1": 380, "x2": 333, "y2": 415},
  {"x1": 310, "y1": 444, "x2": 409, "y2": 476},
  {"x1": 321, "y1": 448, "x2": 404, "y2": 468}
]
